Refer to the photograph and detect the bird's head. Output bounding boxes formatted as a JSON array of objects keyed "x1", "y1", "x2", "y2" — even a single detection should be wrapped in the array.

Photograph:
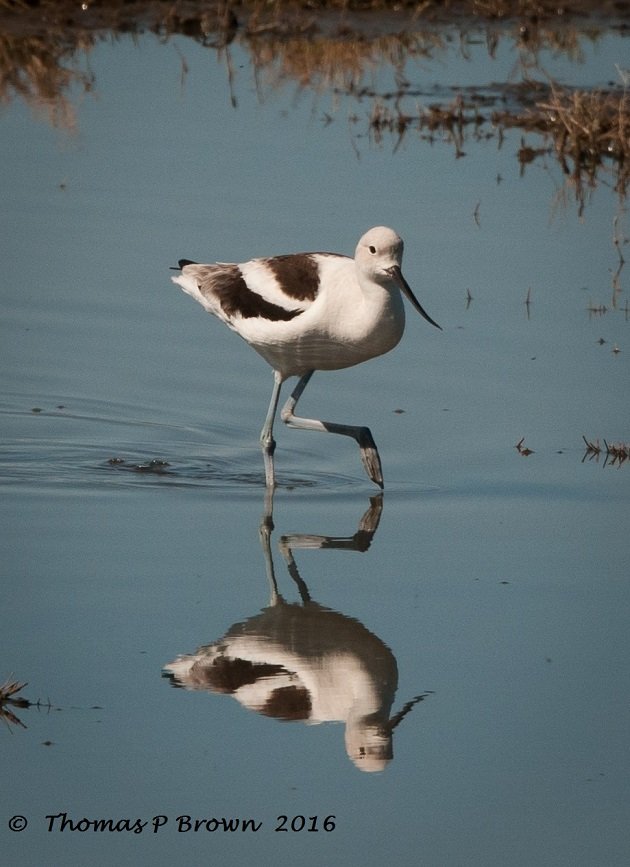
[{"x1": 356, "y1": 227, "x2": 441, "y2": 330}]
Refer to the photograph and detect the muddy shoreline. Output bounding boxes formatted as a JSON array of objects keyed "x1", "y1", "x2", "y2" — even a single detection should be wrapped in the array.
[{"x1": 2, "y1": 0, "x2": 630, "y2": 39}]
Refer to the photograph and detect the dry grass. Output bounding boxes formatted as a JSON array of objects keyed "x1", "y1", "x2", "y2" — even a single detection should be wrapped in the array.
[
  {"x1": 364, "y1": 82, "x2": 630, "y2": 209},
  {"x1": 0, "y1": 0, "x2": 627, "y2": 18},
  {"x1": 0, "y1": 676, "x2": 28, "y2": 702},
  {"x1": 0, "y1": 30, "x2": 95, "y2": 128},
  {"x1": 583, "y1": 436, "x2": 630, "y2": 466},
  {"x1": 245, "y1": 31, "x2": 441, "y2": 95},
  {"x1": 0, "y1": 676, "x2": 30, "y2": 730},
  {"x1": 1, "y1": 0, "x2": 629, "y2": 205},
  {"x1": 529, "y1": 87, "x2": 630, "y2": 204}
]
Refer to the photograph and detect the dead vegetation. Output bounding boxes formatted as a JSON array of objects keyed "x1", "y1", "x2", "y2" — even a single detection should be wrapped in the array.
[
  {"x1": 513, "y1": 437, "x2": 629, "y2": 466},
  {"x1": 515, "y1": 86, "x2": 630, "y2": 211},
  {"x1": 1, "y1": 1, "x2": 629, "y2": 204},
  {"x1": 365, "y1": 82, "x2": 630, "y2": 210},
  {"x1": 0, "y1": 675, "x2": 101, "y2": 731},
  {"x1": 515, "y1": 437, "x2": 534, "y2": 456},
  {"x1": 0, "y1": 676, "x2": 31, "y2": 730},
  {"x1": 582, "y1": 436, "x2": 630, "y2": 466},
  {"x1": 0, "y1": 29, "x2": 95, "y2": 127}
]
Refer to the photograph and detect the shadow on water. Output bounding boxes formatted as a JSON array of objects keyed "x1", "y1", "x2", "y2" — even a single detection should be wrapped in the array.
[
  {"x1": 163, "y1": 493, "x2": 431, "y2": 773},
  {"x1": 1, "y1": 1, "x2": 629, "y2": 214}
]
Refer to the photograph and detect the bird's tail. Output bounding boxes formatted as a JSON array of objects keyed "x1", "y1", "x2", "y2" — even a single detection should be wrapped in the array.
[{"x1": 169, "y1": 258, "x2": 198, "y2": 271}]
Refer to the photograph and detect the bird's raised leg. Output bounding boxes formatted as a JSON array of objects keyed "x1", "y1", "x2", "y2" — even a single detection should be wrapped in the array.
[
  {"x1": 260, "y1": 370, "x2": 283, "y2": 488},
  {"x1": 280, "y1": 371, "x2": 384, "y2": 488}
]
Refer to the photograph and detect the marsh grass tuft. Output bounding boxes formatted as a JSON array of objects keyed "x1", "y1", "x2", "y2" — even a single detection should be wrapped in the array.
[
  {"x1": 366, "y1": 82, "x2": 630, "y2": 211},
  {"x1": 0, "y1": 31, "x2": 95, "y2": 128},
  {"x1": 0, "y1": 676, "x2": 28, "y2": 702},
  {"x1": 535, "y1": 87, "x2": 630, "y2": 207},
  {"x1": 583, "y1": 436, "x2": 629, "y2": 466},
  {"x1": 0, "y1": 676, "x2": 30, "y2": 730}
]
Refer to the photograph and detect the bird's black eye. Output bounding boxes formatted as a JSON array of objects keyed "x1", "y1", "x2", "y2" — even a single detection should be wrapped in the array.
[{"x1": 369, "y1": 245, "x2": 376, "y2": 254}]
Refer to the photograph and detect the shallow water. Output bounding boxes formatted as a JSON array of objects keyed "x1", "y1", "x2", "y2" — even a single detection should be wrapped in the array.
[{"x1": 1, "y1": 18, "x2": 629, "y2": 867}]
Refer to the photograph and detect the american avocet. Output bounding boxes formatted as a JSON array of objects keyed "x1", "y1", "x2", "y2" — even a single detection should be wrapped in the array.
[
  {"x1": 163, "y1": 496, "x2": 430, "y2": 772},
  {"x1": 172, "y1": 226, "x2": 441, "y2": 488}
]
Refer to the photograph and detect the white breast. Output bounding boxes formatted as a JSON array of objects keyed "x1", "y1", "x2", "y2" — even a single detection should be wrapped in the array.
[{"x1": 241, "y1": 256, "x2": 407, "y2": 378}]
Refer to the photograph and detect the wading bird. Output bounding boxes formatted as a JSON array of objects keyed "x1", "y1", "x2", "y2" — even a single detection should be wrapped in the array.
[{"x1": 171, "y1": 226, "x2": 441, "y2": 487}]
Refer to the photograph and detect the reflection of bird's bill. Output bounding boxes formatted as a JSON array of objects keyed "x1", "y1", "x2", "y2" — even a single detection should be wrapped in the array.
[{"x1": 388, "y1": 265, "x2": 442, "y2": 330}]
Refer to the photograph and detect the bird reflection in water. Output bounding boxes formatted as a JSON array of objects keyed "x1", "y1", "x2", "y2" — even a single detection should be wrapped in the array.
[{"x1": 163, "y1": 494, "x2": 430, "y2": 772}]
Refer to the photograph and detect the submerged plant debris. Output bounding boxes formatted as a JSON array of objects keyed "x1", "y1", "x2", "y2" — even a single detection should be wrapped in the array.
[
  {"x1": 515, "y1": 436, "x2": 534, "y2": 456},
  {"x1": 0, "y1": 676, "x2": 104, "y2": 731},
  {"x1": 582, "y1": 436, "x2": 630, "y2": 465},
  {"x1": 107, "y1": 457, "x2": 172, "y2": 474},
  {"x1": 0, "y1": 677, "x2": 32, "y2": 729},
  {"x1": 1, "y1": 1, "x2": 629, "y2": 207}
]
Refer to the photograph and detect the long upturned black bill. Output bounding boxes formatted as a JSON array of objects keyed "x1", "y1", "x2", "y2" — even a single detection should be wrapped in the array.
[{"x1": 389, "y1": 265, "x2": 442, "y2": 330}]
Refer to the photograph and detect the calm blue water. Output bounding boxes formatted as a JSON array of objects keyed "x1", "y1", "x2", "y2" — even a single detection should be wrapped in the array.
[{"x1": 1, "y1": 23, "x2": 629, "y2": 867}]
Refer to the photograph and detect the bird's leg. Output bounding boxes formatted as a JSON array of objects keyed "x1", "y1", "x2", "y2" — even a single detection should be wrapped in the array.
[
  {"x1": 280, "y1": 371, "x2": 384, "y2": 488},
  {"x1": 260, "y1": 370, "x2": 283, "y2": 488}
]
